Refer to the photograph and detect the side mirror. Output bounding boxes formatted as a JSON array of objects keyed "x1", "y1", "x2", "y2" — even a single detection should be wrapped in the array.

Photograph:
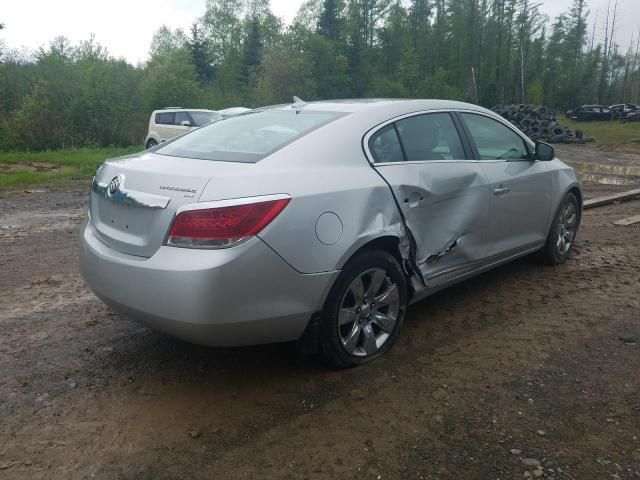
[
  {"x1": 535, "y1": 140, "x2": 555, "y2": 161},
  {"x1": 180, "y1": 120, "x2": 191, "y2": 127}
]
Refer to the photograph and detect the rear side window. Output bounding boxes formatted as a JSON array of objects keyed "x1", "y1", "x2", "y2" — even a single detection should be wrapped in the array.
[
  {"x1": 396, "y1": 113, "x2": 465, "y2": 161},
  {"x1": 369, "y1": 125, "x2": 404, "y2": 163},
  {"x1": 156, "y1": 110, "x2": 344, "y2": 163},
  {"x1": 461, "y1": 113, "x2": 530, "y2": 161},
  {"x1": 155, "y1": 112, "x2": 175, "y2": 125},
  {"x1": 369, "y1": 112, "x2": 466, "y2": 163}
]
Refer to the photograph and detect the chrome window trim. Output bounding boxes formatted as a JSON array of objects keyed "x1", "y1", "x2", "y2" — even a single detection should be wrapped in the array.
[
  {"x1": 92, "y1": 177, "x2": 171, "y2": 209},
  {"x1": 363, "y1": 108, "x2": 535, "y2": 166},
  {"x1": 373, "y1": 159, "x2": 510, "y2": 167}
]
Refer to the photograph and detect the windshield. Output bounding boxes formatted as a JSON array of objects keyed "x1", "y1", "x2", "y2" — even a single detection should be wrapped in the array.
[
  {"x1": 189, "y1": 111, "x2": 221, "y2": 126},
  {"x1": 156, "y1": 110, "x2": 344, "y2": 162}
]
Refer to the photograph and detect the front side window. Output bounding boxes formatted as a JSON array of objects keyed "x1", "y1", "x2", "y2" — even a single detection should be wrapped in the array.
[
  {"x1": 395, "y1": 113, "x2": 465, "y2": 161},
  {"x1": 156, "y1": 110, "x2": 344, "y2": 163},
  {"x1": 461, "y1": 113, "x2": 530, "y2": 161}
]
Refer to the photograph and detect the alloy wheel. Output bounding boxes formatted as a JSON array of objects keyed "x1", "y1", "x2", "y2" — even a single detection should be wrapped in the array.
[
  {"x1": 557, "y1": 201, "x2": 577, "y2": 255},
  {"x1": 338, "y1": 268, "x2": 400, "y2": 357}
]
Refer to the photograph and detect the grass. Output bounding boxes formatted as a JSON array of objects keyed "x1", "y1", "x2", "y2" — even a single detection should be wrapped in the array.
[
  {"x1": 0, "y1": 146, "x2": 142, "y2": 188},
  {"x1": 562, "y1": 118, "x2": 640, "y2": 145}
]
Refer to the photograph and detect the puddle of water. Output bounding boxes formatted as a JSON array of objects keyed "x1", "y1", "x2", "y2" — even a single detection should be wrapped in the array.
[
  {"x1": 566, "y1": 161, "x2": 640, "y2": 185},
  {"x1": 0, "y1": 209, "x2": 85, "y2": 228},
  {"x1": 567, "y1": 161, "x2": 640, "y2": 176},
  {"x1": 576, "y1": 173, "x2": 638, "y2": 185}
]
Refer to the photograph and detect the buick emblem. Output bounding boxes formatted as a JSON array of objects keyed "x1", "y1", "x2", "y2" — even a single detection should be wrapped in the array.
[{"x1": 107, "y1": 175, "x2": 123, "y2": 196}]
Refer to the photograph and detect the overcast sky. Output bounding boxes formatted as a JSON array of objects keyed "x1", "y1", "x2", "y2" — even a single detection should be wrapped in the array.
[{"x1": 1, "y1": 0, "x2": 639, "y2": 64}]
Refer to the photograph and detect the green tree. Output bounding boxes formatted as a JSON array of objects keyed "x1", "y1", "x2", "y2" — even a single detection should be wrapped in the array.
[
  {"x1": 188, "y1": 23, "x2": 214, "y2": 84},
  {"x1": 149, "y1": 25, "x2": 187, "y2": 58},
  {"x1": 252, "y1": 45, "x2": 316, "y2": 104},
  {"x1": 142, "y1": 48, "x2": 204, "y2": 112},
  {"x1": 202, "y1": 0, "x2": 243, "y2": 64},
  {"x1": 318, "y1": 0, "x2": 345, "y2": 41},
  {"x1": 408, "y1": 0, "x2": 432, "y2": 76},
  {"x1": 565, "y1": 0, "x2": 589, "y2": 105},
  {"x1": 306, "y1": 34, "x2": 351, "y2": 98},
  {"x1": 241, "y1": 15, "x2": 263, "y2": 89}
]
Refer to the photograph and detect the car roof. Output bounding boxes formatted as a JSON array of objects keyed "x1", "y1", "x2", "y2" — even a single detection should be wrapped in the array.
[
  {"x1": 153, "y1": 109, "x2": 217, "y2": 114},
  {"x1": 264, "y1": 98, "x2": 491, "y2": 115}
]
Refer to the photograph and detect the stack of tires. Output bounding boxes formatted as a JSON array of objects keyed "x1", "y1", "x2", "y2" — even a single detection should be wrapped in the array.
[{"x1": 491, "y1": 104, "x2": 579, "y2": 143}]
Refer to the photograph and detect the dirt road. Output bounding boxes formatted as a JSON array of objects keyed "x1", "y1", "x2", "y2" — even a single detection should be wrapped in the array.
[{"x1": 1, "y1": 145, "x2": 639, "y2": 479}]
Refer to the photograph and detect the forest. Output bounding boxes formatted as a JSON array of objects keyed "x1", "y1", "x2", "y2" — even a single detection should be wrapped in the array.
[{"x1": 0, "y1": 0, "x2": 639, "y2": 151}]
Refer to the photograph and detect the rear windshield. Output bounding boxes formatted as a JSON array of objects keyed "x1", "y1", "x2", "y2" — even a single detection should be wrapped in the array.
[{"x1": 156, "y1": 110, "x2": 345, "y2": 162}]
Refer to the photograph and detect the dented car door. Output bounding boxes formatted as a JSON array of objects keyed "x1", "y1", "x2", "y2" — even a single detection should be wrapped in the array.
[{"x1": 366, "y1": 112, "x2": 491, "y2": 286}]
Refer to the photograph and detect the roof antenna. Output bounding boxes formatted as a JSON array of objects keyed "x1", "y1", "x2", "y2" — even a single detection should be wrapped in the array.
[{"x1": 293, "y1": 96, "x2": 307, "y2": 108}]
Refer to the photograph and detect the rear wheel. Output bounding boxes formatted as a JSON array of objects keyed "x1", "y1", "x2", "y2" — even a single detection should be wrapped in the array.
[
  {"x1": 320, "y1": 250, "x2": 407, "y2": 368},
  {"x1": 145, "y1": 138, "x2": 158, "y2": 149},
  {"x1": 542, "y1": 192, "x2": 579, "y2": 265}
]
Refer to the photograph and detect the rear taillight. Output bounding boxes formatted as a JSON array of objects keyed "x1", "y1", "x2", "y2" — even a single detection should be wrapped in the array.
[{"x1": 166, "y1": 197, "x2": 290, "y2": 249}]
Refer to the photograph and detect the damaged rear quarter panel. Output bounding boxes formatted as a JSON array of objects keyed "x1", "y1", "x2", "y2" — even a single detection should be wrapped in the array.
[{"x1": 256, "y1": 163, "x2": 407, "y2": 274}]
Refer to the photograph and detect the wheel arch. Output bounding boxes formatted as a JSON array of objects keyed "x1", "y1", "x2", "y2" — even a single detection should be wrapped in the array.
[
  {"x1": 560, "y1": 183, "x2": 583, "y2": 222},
  {"x1": 145, "y1": 132, "x2": 160, "y2": 144},
  {"x1": 336, "y1": 233, "x2": 416, "y2": 299},
  {"x1": 342, "y1": 235, "x2": 404, "y2": 267},
  {"x1": 568, "y1": 185, "x2": 583, "y2": 213},
  {"x1": 545, "y1": 182, "x2": 583, "y2": 238}
]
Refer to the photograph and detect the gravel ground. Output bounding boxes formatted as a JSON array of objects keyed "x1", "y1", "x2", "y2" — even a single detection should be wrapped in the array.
[{"x1": 1, "y1": 144, "x2": 639, "y2": 479}]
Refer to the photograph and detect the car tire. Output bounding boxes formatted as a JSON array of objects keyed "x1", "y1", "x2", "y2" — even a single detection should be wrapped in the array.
[
  {"x1": 541, "y1": 192, "x2": 580, "y2": 265},
  {"x1": 319, "y1": 250, "x2": 407, "y2": 369},
  {"x1": 145, "y1": 139, "x2": 158, "y2": 149}
]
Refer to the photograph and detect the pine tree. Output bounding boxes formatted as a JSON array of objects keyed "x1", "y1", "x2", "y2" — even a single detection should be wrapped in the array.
[
  {"x1": 566, "y1": 0, "x2": 589, "y2": 105},
  {"x1": 408, "y1": 0, "x2": 432, "y2": 76},
  {"x1": 318, "y1": 0, "x2": 344, "y2": 41},
  {"x1": 188, "y1": 23, "x2": 214, "y2": 84},
  {"x1": 240, "y1": 15, "x2": 263, "y2": 95}
]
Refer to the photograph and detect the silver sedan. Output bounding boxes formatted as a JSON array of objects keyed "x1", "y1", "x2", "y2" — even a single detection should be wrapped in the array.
[{"x1": 80, "y1": 99, "x2": 582, "y2": 367}]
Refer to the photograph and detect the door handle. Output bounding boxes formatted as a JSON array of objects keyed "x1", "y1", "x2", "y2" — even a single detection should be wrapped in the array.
[{"x1": 494, "y1": 186, "x2": 511, "y2": 196}]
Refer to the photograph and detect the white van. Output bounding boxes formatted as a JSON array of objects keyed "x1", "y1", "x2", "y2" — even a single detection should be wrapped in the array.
[{"x1": 145, "y1": 108, "x2": 221, "y2": 149}]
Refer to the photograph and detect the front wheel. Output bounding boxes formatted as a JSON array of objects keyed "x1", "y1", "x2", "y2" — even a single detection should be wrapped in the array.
[
  {"x1": 542, "y1": 192, "x2": 580, "y2": 265},
  {"x1": 319, "y1": 250, "x2": 407, "y2": 368},
  {"x1": 145, "y1": 138, "x2": 158, "y2": 149}
]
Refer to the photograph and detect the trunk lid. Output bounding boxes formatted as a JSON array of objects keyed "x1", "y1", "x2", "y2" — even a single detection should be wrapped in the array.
[{"x1": 90, "y1": 151, "x2": 240, "y2": 257}]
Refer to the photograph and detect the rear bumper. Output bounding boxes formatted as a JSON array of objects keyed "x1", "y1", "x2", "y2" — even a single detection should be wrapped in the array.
[{"x1": 80, "y1": 220, "x2": 338, "y2": 346}]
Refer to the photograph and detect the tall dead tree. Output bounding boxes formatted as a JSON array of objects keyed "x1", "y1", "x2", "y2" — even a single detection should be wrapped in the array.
[{"x1": 598, "y1": 0, "x2": 613, "y2": 103}]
